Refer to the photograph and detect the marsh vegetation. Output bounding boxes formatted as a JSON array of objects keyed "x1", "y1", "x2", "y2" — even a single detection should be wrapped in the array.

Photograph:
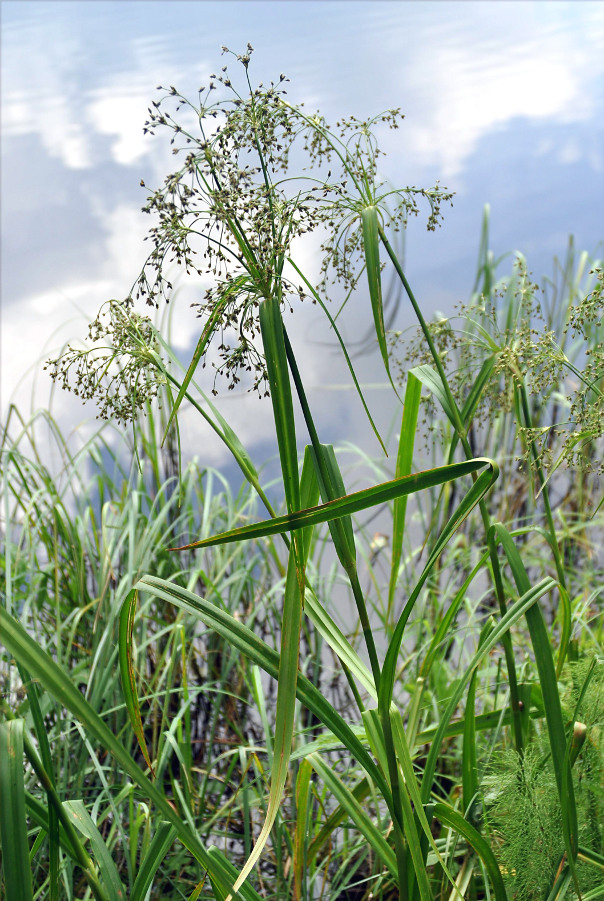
[{"x1": 1, "y1": 46, "x2": 603, "y2": 901}]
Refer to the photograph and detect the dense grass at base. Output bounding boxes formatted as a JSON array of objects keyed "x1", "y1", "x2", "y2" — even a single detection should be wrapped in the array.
[{"x1": 2, "y1": 241, "x2": 603, "y2": 898}]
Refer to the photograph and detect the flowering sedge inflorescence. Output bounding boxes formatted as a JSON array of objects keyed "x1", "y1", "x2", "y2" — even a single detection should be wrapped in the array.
[
  {"x1": 47, "y1": 44, "x2": 453, "y2": 415},
  {"x1": 397, "y1": 257, "x2": 604, "y2": 474}
]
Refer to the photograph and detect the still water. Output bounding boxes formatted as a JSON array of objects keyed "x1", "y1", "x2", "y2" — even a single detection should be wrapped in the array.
[{"x1": 2, "y1": 0, "x2": 603, "y2": 469}]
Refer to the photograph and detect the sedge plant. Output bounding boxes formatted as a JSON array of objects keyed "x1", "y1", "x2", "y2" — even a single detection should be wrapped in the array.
[{"x1": 2, "y1": 45, "x2": 603, "y2": 901}]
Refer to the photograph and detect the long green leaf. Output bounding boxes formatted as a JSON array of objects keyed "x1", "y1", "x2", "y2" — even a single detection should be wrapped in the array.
[
  {"x1": 24, "y1": 791, "x2": 78, "y2": 861},
  {"x1": 309, "y1": 443, "x2": 356, "y2": 573},
  {"x1": 287, "y1": 254, "x2": 387, "y2": 454},
  {"x1": 259, "y1": 293, "x2": 300, "y2": 516},
  {"x1": 225, "y1": 546, "x2": 304, "y2": 900},
  {"x1": 304, "y1": 586, "x2": 375, "y2": 697},
  {"x1": 460, "y1": 356, "x2": 496, "y2": 426},
  {"x1": 420, "y1": 579, "x2": 557, "y2": 803},
  {"x1": 488, "y1": 523, "x2": 579, "y2": 864},
  {"x1": 432, "y1": 803, "x2": 508, "y2": 901},
  {"x1": 173, "y1": 458, "x2": 497, "y2": 551},
  {"x1": 119, "y1": 589, "x2": 155, "y2": 775},
  {"x1": 389, "y1": 710, "x2": 461, "y2": 899},
  {"x1": 293, "y1": 759, "x2": 312, "y2": 901},
  {"x1": 18, "y1": 666, "x2": 60, "y2": 901},
  {"x1": 0, "y1": 720, "x2": 34, "y2": 901},
  {"x1": 379, "y1": 465, "x2": 498, "y2": 717},
  {"x1": 307, "y1": 752, "x2": 397, "y2": 877},
  {"x1": 419, "y1": 551, "x2": 490, "y2": 680},
  {"x1": 362, "y1": 205, "x2": 399, "y2": 396},
  {"x1": 305, "y1": 776, "x2": 371, "y2": 864},
  {"x1": 411, "y1": 364, "x2": 457, "y2": 427},
  {"x1": 130, "y1": 821, "x2": 177, "y2": 901},
  {"x1": 462, "y1": 622, "x2": 495, "y2": 822},
  {"x1": 388, "y1": 371, "x2": 421, "y2": 617},
  {"x1": 161, "y1": 292, "x2": 230, "y2": 444},
  {"x1": 63, "y1": 801, "x2": 125, "y2": 901},
  {"x1": 19, "y1": 723, "x2": 109, "y2": 901},
  {"x1": 299, "y1": 446, "x2": 320, "y2": 565}
]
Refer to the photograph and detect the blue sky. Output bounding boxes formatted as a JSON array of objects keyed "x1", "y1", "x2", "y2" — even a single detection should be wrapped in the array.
[{"x1": 2, "y1": 0, "x2": 603, "y2": 464}]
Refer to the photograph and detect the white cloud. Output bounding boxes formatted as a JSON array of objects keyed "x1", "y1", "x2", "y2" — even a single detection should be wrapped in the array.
[
  {"x1": 87, "y1": 91, "x2": 153, "y2": 166},
  {"x1": 376, "y1": 2, "x2": 604, "y2": 179},
  {"x1": 1, "y1": 14, "x2": 209, "y2": 171}
]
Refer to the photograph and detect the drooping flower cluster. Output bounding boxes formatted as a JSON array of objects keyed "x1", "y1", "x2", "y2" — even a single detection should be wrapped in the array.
[{"x1": 46, "y1": 300, "x2": 166, "y2": 424}]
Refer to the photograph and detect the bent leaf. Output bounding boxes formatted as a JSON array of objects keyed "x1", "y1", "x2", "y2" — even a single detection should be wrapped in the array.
[
  {"x1": 173, "y1": 458, "x2": 498, "y2": 551},
  {"x1": 0, "y1": 720, "x2": 34, "y2": 901},
  {"x1": 362, "y1": 205, "x2": 400, "y2": 397},
  {"x1": 118, "y1": 589, "x2": 155, "y2": 775},
  {"x1": 433, "y1": 802, "x2": 508, "y2": 900}
]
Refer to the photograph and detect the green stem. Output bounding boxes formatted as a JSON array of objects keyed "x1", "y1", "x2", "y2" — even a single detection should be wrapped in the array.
[
  {"x1": 380, "y1": 712, "x2": 410, "y2": 901},
  {"x1": 517, "y1": 382, "x2": 567, "y2": 590}
]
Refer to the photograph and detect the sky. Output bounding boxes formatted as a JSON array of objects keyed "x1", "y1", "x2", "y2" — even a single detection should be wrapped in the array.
[{"x1": 2, "y1": 0, "x2": 603, "y2": 472}]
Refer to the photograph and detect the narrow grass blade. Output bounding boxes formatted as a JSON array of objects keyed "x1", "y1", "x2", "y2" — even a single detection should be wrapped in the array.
[
  {"x1": 307, "y1": 753, "x2": 397, "y2": 877},
  {"x1": 389, "y1": 710, "x2": 460, "y2": 898},
  {"x1": 420, "y1": 578, "x2": 557, "y2": 803},
  {"x1": 388, "y1": 371, "x2": 421, "y2": 616},
  {"x1": 130, "y1": 821, "x2": 177, "y2": 901},
  {"x1": 287, "y1": 255, "x2": 387, "y2": 454},
  {"x1": 18, "y1": 666, "x2": 60, "y2": 901},
  {"x1": 462, "y1": 659, "x2": 479, "y2": 820},
  {"x1": 282, "y1": 325, "x2": 357, "y2": 574},
  {"x1": 173, "y1": 458, "x2": 497, "y2": 551},
  {"x1": 64, "y1": 801, "x2": 125, "y2": 901},
  {"x1": 309, "y1": 443, "x2": 356, "y2": 572},
  {"x1": 362, "y1": 205, "x2": 399, "y2": 396},
  {"x1": 161, "y1": 294, "x2": 229, "y2": 444},
  {"x1": 0, "y1": 720, "x2": 34, "y2": 901},
  {"x1": 460, "y1": 356, "x2": 496, "y2": 427},
  {"x1": 259, "y1": 294, "x2": 300, "y2": 516},
  {"x1": 419, "y1": 551, "x2": 490, "y2": 680},
  {"x1": 365, "y1": 707, "x2": 432, "y2": 901},
  {"x1": 299, "y1": 446, "x2": 320, "y2": 565},
  {"x1": 379, "y1": 465, "x2": 498, "y2": 717},
  {"x1": 306, "y1": 777, "x2": 371, "y2": 865},
  {"x1": 24, "y1": 791, "x2": 78, "y2": 860},
  {"x1": 411, "y1": 364, "x2": 457, "y2": 428},
  {"x1": 432, "y1": 803, "x2": 508, "y2": 901},
  {"x1": 19, "y1": 724, "x2": 109, "y2": 901},
  {"x1": 293, "y1": 759, "x2": 312, "y2": 901},
  {"x1": 283, "y1": 321, "x2": 381, "y2": 680},
  {"x1": 225, "y1": 544, "x2": 304, "y2": 900},
  {"x1": 119, "y1": 589, "x2": 155, "y2": 775},
  {"x1": 545, "y1": 864, "x2": 572, "y2": 901},
  {"x1": 304, "y1": 586, "x2": 375, "y2": 697},
  {"x1": 154, "y1": 339, "x2": 266, "y2": 506},
  {"x1": 578, "y1": 847, "x2": 604, "y2": 870}
]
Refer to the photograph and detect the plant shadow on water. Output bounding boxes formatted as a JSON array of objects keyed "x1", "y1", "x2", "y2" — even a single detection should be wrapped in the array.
[{"x1": 1, "y1": 44, "x2": 603, "y2": 901}]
